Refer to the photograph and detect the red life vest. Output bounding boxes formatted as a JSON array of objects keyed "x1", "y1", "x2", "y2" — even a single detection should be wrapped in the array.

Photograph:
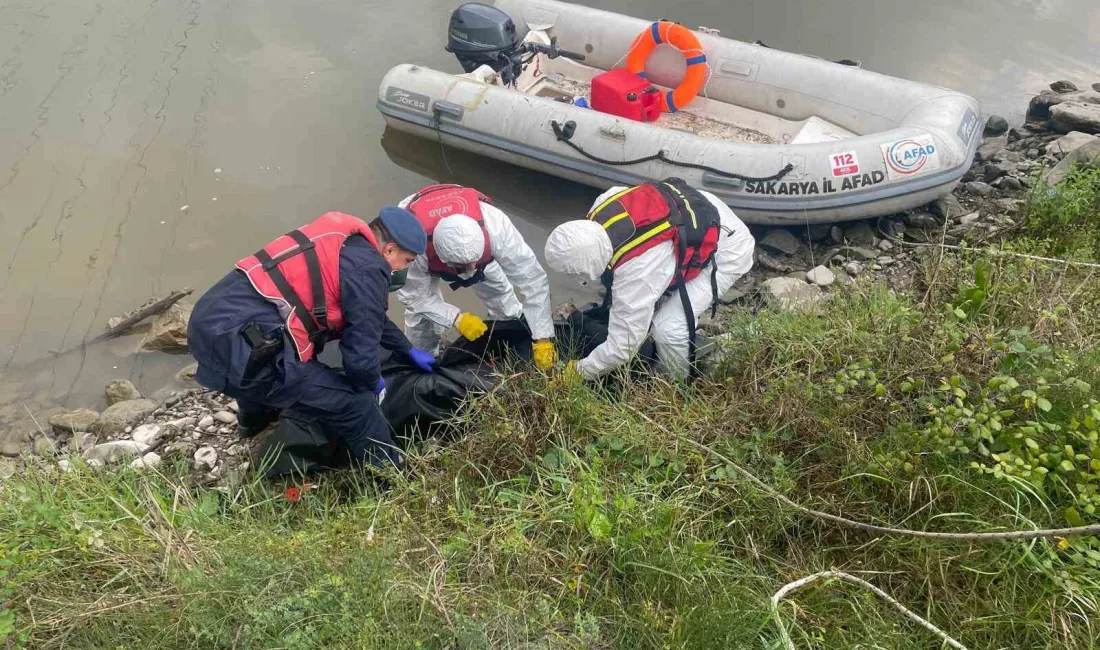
[
  {"x1": 588, "y1": 178, "x2": 723, "y2": 380},
  {"x1": 587, "y1": 177, "x2": 721, "y2": 289},
  {"x1": 407, "y1": 184, "x2": 494, "y2": 288},
  {"x1": 235, "y1": 212, "x2": 378, "y2": 362}
]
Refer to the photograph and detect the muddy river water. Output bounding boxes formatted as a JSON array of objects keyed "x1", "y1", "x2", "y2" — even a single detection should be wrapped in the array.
[{"x1": 1, "y1": 0, "x2": 1099, "y2": 422}]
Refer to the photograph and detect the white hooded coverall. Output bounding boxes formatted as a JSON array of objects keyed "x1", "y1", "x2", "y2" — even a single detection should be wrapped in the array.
[
  {"x1": 396, "y1": 195, "x2": 555, "y2": 353},
  {"x1": 571, "y1": 187, "x2": 754, "y2": 380}
]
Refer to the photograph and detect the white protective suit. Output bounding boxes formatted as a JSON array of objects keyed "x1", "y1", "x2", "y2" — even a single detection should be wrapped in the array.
[
  {"x1": 396, "y1": 195, "x2": 555, "y2": 353},
  {"x1": 545, "y1": 187, "x2": 755, "y2": 380}
]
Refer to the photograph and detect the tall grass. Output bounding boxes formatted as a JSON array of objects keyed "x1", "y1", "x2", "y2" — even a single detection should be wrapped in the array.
[{"x1": 4, "y1": 196, "x2": 1100, "y2": 648}]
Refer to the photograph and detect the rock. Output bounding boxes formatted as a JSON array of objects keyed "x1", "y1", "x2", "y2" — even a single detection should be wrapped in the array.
[
  {"x1": 804, "y1": 224, "x2": 834, "y2": 242},
  {"x1": 33, "y1": 436, "x2": 57, "y2": 456},
  {"x1": 805, "y1": 265, "x2": 836, "y2": 287},
  {"x1": 843, "y1": 261, "x2": 863, "y2": 277},
  {"x1": 1044, "y1": 140, "x2": 1100, "y2": 185},
  {"x1": 131, "y1": 424, "x2": 164, "y2": 446},
  {"x1": 176, "y1": 363, "x2": 199, "y2": 383},
  {"x1": 977, "y1": 136, "x2": 1007, "y2": 162},
  {"x1": 842, "y1": 222, "x2": 876, "y2": 246},
  {"x1": 1094, "y1": 83, "x2": 1100, "y2": 93},
  {"x1": 1028, "y1": 90, "x2": 1059, "y2": 119},
  {"x1": 1050, "y1": 102, "x2": 1100, "y2": 135},
  {"x1": 0, "y1": 430, "x2": 31, "y2": 457},
  {"x1": 129, "y1": 452, "x2": 163, "y2": 470},
  {"x1": 213, "y1": 411, "x2": 237, "y2": 425},
  {"x1": 877, "y1": 256, "x2": 895, "y2": 266},
  {"x1": 1050, "y1": 80, "x2": 1078, "y2": 93},
  {"x1": 70, "y1": 432, "x2": 98, "y2": 452},
  {"x1": 1047, "y1": 131, "x2": 1098, "y2": 156},
  {"x1": 1000, "y1": 150, "x2": 1025, "y2": 163},
  {"x1": 227, "y1": 400, "x2": 239, "y2": 413},
  {"x1": 983, "y1": 115, "x2": 1009, "y2": 137},
  {"x1": 57, "y1": 459, "x2": 71, "y2": 473},
  {"x1": 829, "y1": 225, "x2": 844, "y2": 245},
  {"x1": 140, "y1": 303, "x2": 192, "y2": 351},
  {"x1": 993, "y1": 176, "x2": 1024, "y2": 192},
  {"x1": 1027, "y1": 148, "x2": 1041, "y2": 159},
  {"x1": 48, "y1": 409, "x2": 99, "y2": 434},
  {"x1": 929, "y1": 194, "x2": 964, "y2": 220},
  {"x1": 197, "y1": 415, "x2": 215, "y2": 429},
  {"x1": 905, "y1": 212, "x2": 941, "y2": 229},
  {"x1": 194, "y1": 446, "x2": 218, "y2": 470},
  {"x1": 166, "y1": 416, "x2": 197, "y2": 429},
  {"x1": 877, "y1": 238, "x2": 895, "y2": 252},
  {"x1": 836, "y1": 246, "x2": 878, "y2": 261},
  {"x1": 983, "y1": 164, "x2": 1007, "y2": 183},
  {"x1": 759, "y1": 229, "x2": 801, "y2": 256},
  {"x1": 106, "y1": 379, "x2": 142, "y2": 405},
  {"x1": 959, "y1": 212, "x2": 981, "y2": 226},
  {"x1": 83, "y1": 440, "x2": 149, "y2": 464},
  {"x1": 90, "y1": 399, "x2": 157, "y2": 438},
  {"x1": 761, "y1": 277, "x2": 822, "y2": 312},
  {"x1": 755, "y1": 250, "x2": 792, "y2": 273},
  {"x1": 226, "y1": 444, "x2": 246, "y2": 457},
  {"x1": 963, "y1": 181, "x2": 994, "y2": 196}
]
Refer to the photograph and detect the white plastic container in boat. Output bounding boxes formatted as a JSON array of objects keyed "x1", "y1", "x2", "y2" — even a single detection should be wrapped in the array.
[{"x1": 377, "y1": 0, "x2": 983, "y2": 225}]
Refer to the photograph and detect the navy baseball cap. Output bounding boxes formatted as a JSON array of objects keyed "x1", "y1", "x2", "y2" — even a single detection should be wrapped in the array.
[{"x1": 378, "y1": 206, "x2": 426, "y2": 255}]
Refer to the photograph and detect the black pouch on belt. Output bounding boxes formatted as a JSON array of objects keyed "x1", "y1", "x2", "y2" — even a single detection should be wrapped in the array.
[{"x1": 241, "y1": 321, "x2": 284, "y2": 380}]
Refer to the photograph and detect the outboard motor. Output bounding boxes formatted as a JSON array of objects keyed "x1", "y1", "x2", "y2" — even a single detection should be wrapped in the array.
[
  {"x1": 445, "y1": 2, "x2": 585, "y2": 86},
  {"x1": 446, "y1": 4, "x2": 523, "y2": 74}
]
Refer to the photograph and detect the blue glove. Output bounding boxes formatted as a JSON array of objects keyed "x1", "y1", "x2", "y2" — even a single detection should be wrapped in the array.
[
  {"x1": 408, "y1": 348, "x2": 437, "y2": 374},
  {"x1": 373, "y1": 376, "x2": 386, "y2": 395}
]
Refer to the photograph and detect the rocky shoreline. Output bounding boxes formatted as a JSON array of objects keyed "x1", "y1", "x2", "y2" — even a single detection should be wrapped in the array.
[{"x1": 2, "y1": 79, "x2": 1099, "y2": 487}]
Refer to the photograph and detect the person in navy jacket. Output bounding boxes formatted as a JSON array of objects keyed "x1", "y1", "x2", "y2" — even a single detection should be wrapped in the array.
[{"x1": 187, "y1": 207, "x2": 437, "y2": 468}]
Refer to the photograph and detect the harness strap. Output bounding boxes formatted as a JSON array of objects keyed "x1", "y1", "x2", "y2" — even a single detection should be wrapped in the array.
[
  {"x1": 287, "y1": 230, "x2": 328, "y2": 333},
  {"x1": 253, "y1": 235, "x2": 328, "y2": 357}
]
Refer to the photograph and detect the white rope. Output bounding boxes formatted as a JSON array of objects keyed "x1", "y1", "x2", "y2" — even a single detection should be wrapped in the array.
[{"x1": 771, "y1": 571, "x2": 971, "y2": 650}]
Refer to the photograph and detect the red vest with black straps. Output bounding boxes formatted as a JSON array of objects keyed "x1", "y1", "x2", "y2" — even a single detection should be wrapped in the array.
[
  {"x1": 235, "y1": 212, "x2": 378, "y2": 362},
  {"x1": 407, "y1": 184, "x2": 494, "y2": 287},
  {"x1": 586, "y1": 177, "x2": 721, "y2": 289}
]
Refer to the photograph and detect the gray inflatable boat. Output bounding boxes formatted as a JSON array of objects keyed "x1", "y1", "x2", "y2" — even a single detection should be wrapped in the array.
[{"x1": 377, "y1": 0, "x2": 983, "y2": 225}]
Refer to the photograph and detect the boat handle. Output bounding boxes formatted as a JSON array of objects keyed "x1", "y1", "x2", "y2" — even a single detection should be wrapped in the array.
[
  {"x1": 432, "y1": 101, "x2": 464, "y2": 121},
  {"x1": 701, "y1": 172, "x2": 744, "y2": 189},
  {"x1": 598, "y1": 125, "x2": 626, "y2": 141}
]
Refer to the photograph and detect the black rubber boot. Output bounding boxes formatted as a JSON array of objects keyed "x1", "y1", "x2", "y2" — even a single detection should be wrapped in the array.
[{"x1": 236, "y1": 405, "x2": 281, "y2": 438}]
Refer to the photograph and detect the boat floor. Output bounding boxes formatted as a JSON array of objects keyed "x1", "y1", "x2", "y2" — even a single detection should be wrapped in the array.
[{"x1": 539, "y1": 76, "x2": 777, "y2": 145}]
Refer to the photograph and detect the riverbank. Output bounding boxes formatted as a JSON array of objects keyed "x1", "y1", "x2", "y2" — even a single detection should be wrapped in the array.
[{"x1": 3, "y1": 82, "x2": 1100, "y2": 648}]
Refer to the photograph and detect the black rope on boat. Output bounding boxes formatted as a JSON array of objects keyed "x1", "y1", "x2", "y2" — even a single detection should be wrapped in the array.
[{"x1": 550, "y1": 120, "x2": 794, "y2": 183}]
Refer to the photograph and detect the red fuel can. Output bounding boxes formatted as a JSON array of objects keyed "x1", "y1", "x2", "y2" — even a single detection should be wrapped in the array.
[{"x1": 590, "y1": 69, "x2": 662, "y2": 122}]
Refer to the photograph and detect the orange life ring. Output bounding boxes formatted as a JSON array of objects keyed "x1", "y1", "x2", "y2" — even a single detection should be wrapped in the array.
[{"x1": 625, "y1": 21, "x2": 707, "y2": 113}]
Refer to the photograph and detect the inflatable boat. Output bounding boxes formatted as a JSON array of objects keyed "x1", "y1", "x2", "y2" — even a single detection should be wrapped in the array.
[{"x1": 377, "y1": 0, "x2": 983, "y2": 225}]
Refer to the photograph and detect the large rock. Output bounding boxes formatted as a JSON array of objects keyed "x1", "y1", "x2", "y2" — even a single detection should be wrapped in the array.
[
  {"x1": 976, "y1": 136, "x2": 1007, "y2": 162},
  {"x1": 194, "y1": 446, "x2": 218, "y2": 470},
  {"x1": 1028, "y1": 90, "x2": 1059, "y2": 119},
  {"x1": 106, "y1": 379, "x2": 142, "y2": 405},
  {"x1": 761, "y1": 277, "x2": 822, "y2": 312},
  {"x1": 842, "y1": 222, "x2": 876, "y2": 246},
  {"x1": 1050, "y1": 80, "x2": 1078, "y2": 93},
  {"x1": 83, "y1": 440, "x2": 149, "y2": 464},
  {"x1": 983, "y1": 115, "x2": 1009, "y2": 137},
  {"x1": 89, "y1": 399, "x2": 157, "y2": 438},
  {"x1": 1046, "y1": 131, "x2": 1098, "y2": 156},
  {"x1": 48, "y1": 408, "x2": 99, "y2": 434},
  {"x1": 131, "y1": 424, "x2": 164, "y2": 446},
  {"x1": 1050, "y1": 102, "x2": 1100, "y2": 135},
  {"x1": 759, "y1": 229, "x2": 801, "y2": 256},
  {"x1": 140, "y1": 303, "x2": 192, "y2": 351},
  {"x1": 805, "y1": 265, "x2": 836, "y2": 287},
  {"x1": 1044, "y1": 140, "x2": 1100, "y2": 185},
  {"x1": 929, "y1": 194, "x2": 964, "y2": 220}
]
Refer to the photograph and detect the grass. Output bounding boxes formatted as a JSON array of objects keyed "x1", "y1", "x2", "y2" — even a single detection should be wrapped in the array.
[{"x1": 4, "y1": 174, "x2": 1100, "y2": 649}]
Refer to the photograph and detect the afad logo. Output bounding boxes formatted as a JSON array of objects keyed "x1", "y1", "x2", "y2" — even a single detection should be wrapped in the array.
[{"x1": 885, "y1": 139, "x2": 937, "y2": 176}]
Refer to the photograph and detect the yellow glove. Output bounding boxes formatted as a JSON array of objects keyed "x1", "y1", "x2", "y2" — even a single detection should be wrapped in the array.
[
  {"x1": 532, "y1": 339, "x2": 557, "y2": 371},
  {"x1": 454, "y1": 312, "x2": 488, "y2": 341}
]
